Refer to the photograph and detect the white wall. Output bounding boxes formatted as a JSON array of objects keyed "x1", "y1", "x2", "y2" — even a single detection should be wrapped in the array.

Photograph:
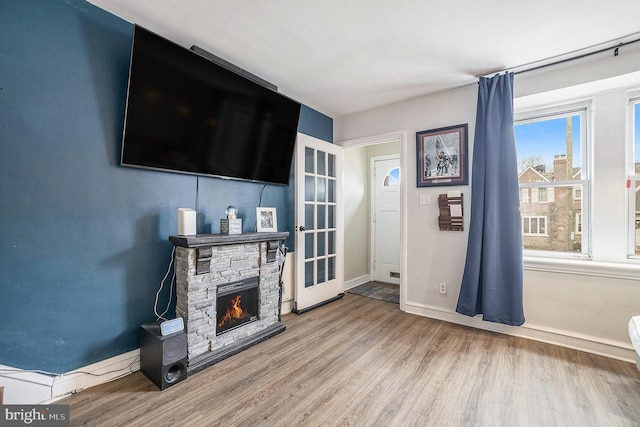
[
  {"x1": 344, "y1": 146, "x2": 370, "y2": 283},
  {"x1": 335, "y1": 45, "x2": 640, "y2": 362}
]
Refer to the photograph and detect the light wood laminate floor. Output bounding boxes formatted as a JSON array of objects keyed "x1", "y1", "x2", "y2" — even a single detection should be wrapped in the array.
[{"x1": 61, "y1": 293, "x2": 640, "y2": 426}]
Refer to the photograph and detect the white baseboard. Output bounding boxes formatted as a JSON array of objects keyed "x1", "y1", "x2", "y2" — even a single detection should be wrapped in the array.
[
  {"x1": 0, "y1": 349, "x2": 140, "y2": 404},
  {"x1": 404, "y1": 300, "x2": 636, "y2": 364},
  {"x1": 281, "y1": 298, "x2": 294, "y2": 315},
  {"x1": 0, "y1": 366, "x2": 55, "y2": 404},
  {"x1": 344, "y1": 274, "x2": 370, "y2": 291}
]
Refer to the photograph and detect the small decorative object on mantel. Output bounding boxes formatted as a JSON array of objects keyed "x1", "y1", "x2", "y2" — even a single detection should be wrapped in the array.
[
  {"x1": 438, "y1": 191, "x2": 463, "y2": 231},
  {"x1": 221, "y1": 206, "x2": 242, "y2": 235},
  {"x1": 256, "y1": 207, "x2": 277, "y2": 232},
  {"x1": 177, "y1": 207, "x2": 196, "y2": 235}
]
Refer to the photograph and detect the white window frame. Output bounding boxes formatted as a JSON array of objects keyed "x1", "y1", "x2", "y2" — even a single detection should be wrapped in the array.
[
  {"x1": 627, "y1": 90, "x2": 640, "y2": 259},
  {"x1": 515, "y1": 100, "x2": 591, "y2": 260},
  {"x1": 531, "y1": 187, "x2": 539, "y2": 203},
  {"x1": 536, "y1": 187, "x2": 550, "y2": 203},
  {"x1": 522, "y1": 216, "x2": 548, "y2": 236},
  {"x1": 573, "y1": 186, "x2": 582, "y2": 200},
  {"x1": 575, "y1": 212, "x2": 582, "y2": 235}
]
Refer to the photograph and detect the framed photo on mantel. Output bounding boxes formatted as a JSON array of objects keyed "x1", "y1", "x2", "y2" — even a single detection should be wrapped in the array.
[
  {"x1": 416, "y1": 123, "x2": 468, "y2": 187},
  {"x1": 256, "y1": 207, "x2": 277, "y2": 232}
]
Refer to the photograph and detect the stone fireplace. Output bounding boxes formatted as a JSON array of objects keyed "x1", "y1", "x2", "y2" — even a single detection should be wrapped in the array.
[{"x1": 169, "y1": 232, "x2": 288, "y2": 375}]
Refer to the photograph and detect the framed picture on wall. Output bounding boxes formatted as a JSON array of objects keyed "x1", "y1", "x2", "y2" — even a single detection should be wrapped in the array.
[
  {"x1": 416, "y1": 123, "x2": 469, "y2": 187},
  {"x1": 256, "y1": 207, "x2": 277, "y2": 232}
]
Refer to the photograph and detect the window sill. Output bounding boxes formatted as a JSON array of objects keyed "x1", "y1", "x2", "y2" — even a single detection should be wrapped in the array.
[{"x1": 524, "y1": 256, "x2": 640, "y2": 280}]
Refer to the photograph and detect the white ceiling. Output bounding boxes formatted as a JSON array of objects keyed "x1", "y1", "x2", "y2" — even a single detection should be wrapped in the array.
[{"x1": 87, "y1": 0, "x2": 640, "y2": 118}]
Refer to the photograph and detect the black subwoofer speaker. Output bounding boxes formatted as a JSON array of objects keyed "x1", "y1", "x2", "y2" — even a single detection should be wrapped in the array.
[{"x1": 139, "y1": 322, "x2": 188, "y2": 390}]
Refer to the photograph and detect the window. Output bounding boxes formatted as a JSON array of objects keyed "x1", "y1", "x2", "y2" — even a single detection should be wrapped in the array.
[
  {"x1": 573, "y1": 187, "x2": 582, "y2": 200},
  {"x1": 532, "y1": 187, "x2": 553, "y2": 203},
  {"x1": 523, "y1": 216, "x2": 547, "y2": 236},
  {"x1": 383, "y1": 167, "x2": 400, "y2": 186},
  {"x1": 628, "y1": 94, "x2": 640, "y2": 257},
  {"x1": 515, "y1": 102, "x2": 590, "y2": 256},
  {"x1": 537, "y1": 188, "x2": 547, "y2": 202}
]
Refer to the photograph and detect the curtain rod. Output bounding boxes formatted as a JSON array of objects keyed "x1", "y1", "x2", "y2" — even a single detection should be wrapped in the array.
[{"x1": 481, "y1": 33, "x2": 640, "y2": 78}]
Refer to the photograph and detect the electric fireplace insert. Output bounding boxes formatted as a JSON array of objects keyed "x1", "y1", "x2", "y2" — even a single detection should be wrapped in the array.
[{"x1": 216, "y1": 277, "x2": 259, "y2": 335}]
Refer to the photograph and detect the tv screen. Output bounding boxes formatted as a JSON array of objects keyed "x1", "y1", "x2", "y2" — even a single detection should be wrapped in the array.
[{"x1": 120, "y1": 26, "x2": 301, "y2": 185}]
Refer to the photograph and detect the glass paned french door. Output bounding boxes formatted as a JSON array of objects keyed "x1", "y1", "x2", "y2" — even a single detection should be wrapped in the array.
[{"x1": 295, "y1": 134, "x2": 343, "y2": 311}]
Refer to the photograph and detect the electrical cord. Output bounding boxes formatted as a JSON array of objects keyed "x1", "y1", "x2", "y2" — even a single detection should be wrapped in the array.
[
  {"x1": 258, "y1": 183, "x2": 267, "y2": 207},
  {"x1": 0, "y1": 357, "x2": 140, "y2": 379},
  {"x1": 154, "y1": 246, "x2": 176, "y2": 321},
  {"x1": 255, "y1": 183, "x2": 268, "y2": 232},
  {"x1": 195, "y1": 176, "x2": 200, "y2": 216}
]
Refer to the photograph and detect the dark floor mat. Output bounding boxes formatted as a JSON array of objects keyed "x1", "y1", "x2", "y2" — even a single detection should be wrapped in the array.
[{"x1": 348, "y1": 282, "x2": 399, "y2": 304}]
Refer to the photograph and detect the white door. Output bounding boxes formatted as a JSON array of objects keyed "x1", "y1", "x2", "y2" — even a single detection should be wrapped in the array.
[
  {"x1": 294, "y1": 133, "x2": 344, "y2": 312},
  {"x1": 372, "y1": 156, "x2": 400, "y2": 284}
]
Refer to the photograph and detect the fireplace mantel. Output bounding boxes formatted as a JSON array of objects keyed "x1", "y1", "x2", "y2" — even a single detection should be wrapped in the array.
[{"x1": 169, "y1": 231, "x2": 289, "y2": 248}]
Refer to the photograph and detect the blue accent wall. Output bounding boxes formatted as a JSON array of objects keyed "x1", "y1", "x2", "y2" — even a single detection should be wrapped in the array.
[
  {"x1": 0, "y1": 0, "x2": 332, "y2": 373},
  {"x1": 299, "y1": 105, "x2": 334, "y2": 144}
]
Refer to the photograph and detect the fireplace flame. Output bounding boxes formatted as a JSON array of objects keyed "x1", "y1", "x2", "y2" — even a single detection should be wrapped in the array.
[{"x1": 217, "y1": 295, "x2": 246, "y2": 328}]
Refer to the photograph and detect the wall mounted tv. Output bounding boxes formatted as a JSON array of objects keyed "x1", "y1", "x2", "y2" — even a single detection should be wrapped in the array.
[{"x1": 120, "y1": 26, "x2": 301, "y2": 185}]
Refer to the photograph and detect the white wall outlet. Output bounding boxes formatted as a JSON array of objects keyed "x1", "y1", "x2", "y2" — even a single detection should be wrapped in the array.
[
  {"x1": 439, "y1": 283, "x2": 447, "y2": 294},
  {"x1": 419, "y1": 194, "x2": 431, "y2": 205}
]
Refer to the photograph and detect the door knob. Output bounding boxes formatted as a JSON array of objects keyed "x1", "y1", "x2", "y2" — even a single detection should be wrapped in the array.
[{"x1": 299, "y1": 226, "x2": 307, "y2": 231}]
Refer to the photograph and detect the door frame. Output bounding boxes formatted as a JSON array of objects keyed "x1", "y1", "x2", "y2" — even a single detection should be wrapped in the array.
[
  {"x1": 370, "y1": 154, "x2": 401, "y2": 285},
  {"x1": 337, "y1": 130, "x2": 407, "y2": 311}
]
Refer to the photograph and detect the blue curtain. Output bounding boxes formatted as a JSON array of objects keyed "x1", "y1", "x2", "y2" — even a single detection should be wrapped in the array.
[{"x1": 456, "y1": 73, "x2": 524, "y2": 326}]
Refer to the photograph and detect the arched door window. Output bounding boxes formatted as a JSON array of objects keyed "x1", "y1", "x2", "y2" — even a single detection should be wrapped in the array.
[{"x1": 383, "y1": 167, "x2": 401, "y2": 186}]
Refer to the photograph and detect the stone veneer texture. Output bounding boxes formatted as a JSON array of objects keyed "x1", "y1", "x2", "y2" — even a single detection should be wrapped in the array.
[{"x1": 175, "y1": 242, "x2": 281, "y2": 360}]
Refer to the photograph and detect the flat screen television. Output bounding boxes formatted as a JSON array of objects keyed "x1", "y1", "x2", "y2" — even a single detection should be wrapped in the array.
[{"x1": 120, "y1": 26, "x2": 301, "y2": 185}]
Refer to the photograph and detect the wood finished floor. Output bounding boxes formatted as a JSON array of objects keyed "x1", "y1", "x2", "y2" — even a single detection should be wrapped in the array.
[{"x1": 61, "y1": 293, "x2": 640, "y2": 426}]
